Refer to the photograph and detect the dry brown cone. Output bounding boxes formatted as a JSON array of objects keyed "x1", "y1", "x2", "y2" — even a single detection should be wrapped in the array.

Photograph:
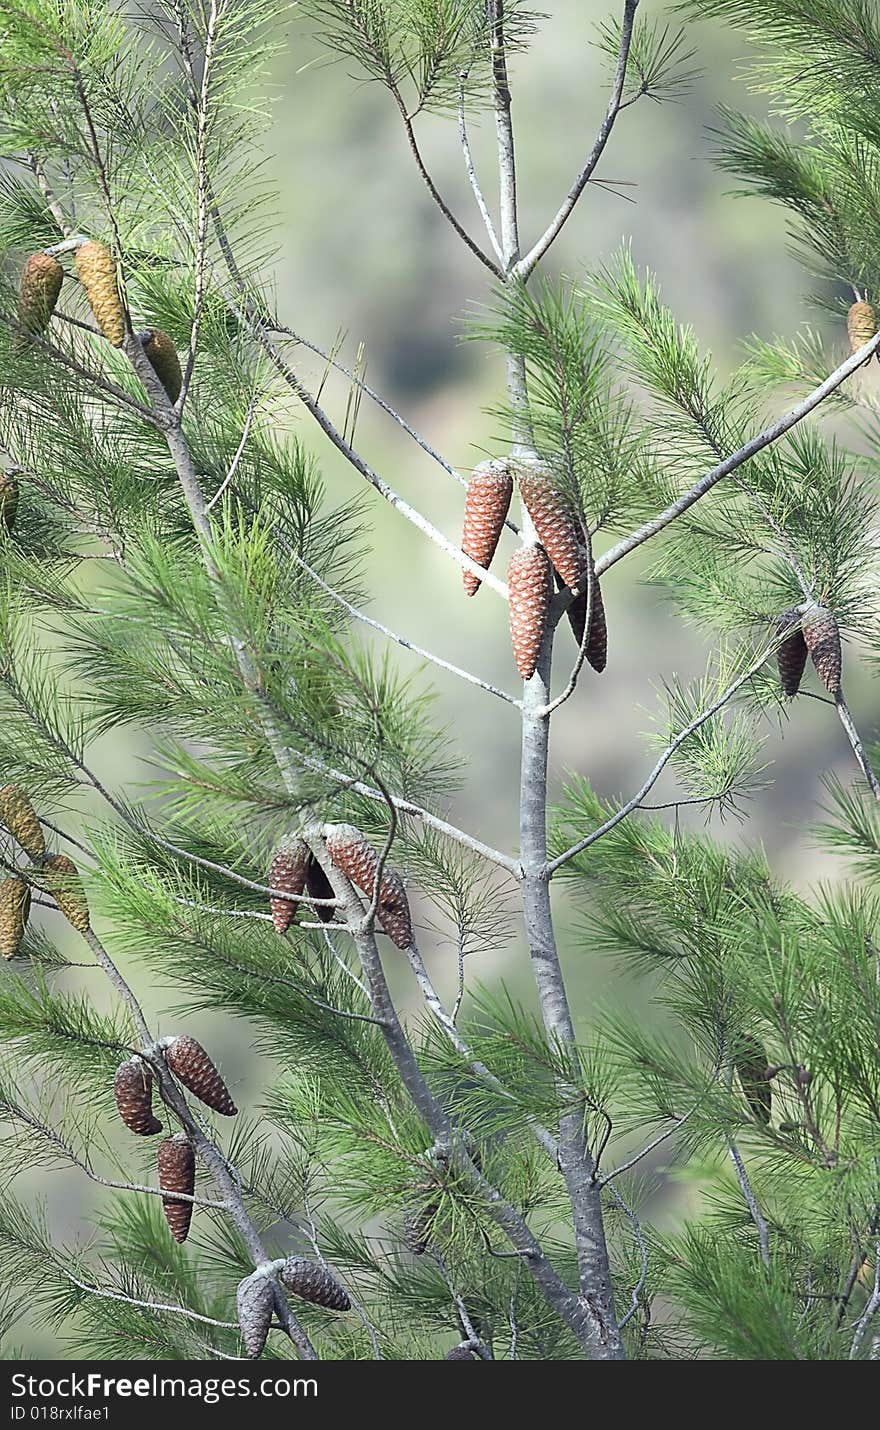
[
  {"x1": 269, "y1": 838, "x2": 308, "y2": 935},
  {"x1": 403, "y1": 1201, "x2": 438, "y2": 1256},
  {"x1": 566, "y1": 555, "x2": 608, "y2": 673},
  {"x1": 776, "y1": 609, "x2": 808, "y2": 697},
  {"x1": 157, "y1": 1133, "x2": 196, "y2": 1242},
  {"x1": 508, "y1": 544, "x2": 552, "y2": 681},
  {"x1": 0, "y1": 471, "x2": 19, "y2": 534},
  {"x1": 460, "y1": 460, "x2": 513, "y2": 596},
  {"x1": 444, "y1": 1345, "x2": 477, "y2": 1360},
  {"x1": 18, "y1": 253, "x2": 63, "y2": 336},
  {"x1": 847, "y1": 300, "x2": 877, "y2": 355},
  {"x1": 164, "y1": 1034, "x2": 237, "y2": 1115},
  {"x1": 517, "y1": 463, "x2": 583, "y2": 589},
  {"x1": 113, "y1": 1057, "x2": 163, "y2": 1135},
  {"x1": 305, "y1": 853, "x2": 336, "y2": 924},
  {"x1": 324, "y1": 824, "x2": 414, "y2": 949},
  {"x1": 0, "y1": 877, "x2": 31, "y2": 960},
  {"x1": 42, "y1": 854, "x2": 89, "y2": 932},
  {"x1": 140, "y1": 328, "x2": 182, "y2": 403},
  {"x1": 237, "y1": 1272, "x2": 275, "y2": 1359},
  {"x1": 0, "y1": 785, "x2": 45, "y2": 859},
  {"x1": 76, "y1": 241, "x2": 125, "y2": 347},
  {"x1": 280, "y1": 1257, "x2": 351, "y2": 1311},
  {"x1": 802, "y1": 605, "x2": 842, "y2": 695}
]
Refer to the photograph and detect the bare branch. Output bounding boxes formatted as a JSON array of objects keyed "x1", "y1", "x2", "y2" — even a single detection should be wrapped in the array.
[{"x1": 458, "y1": 79, "x2": 503, "y2": 263}]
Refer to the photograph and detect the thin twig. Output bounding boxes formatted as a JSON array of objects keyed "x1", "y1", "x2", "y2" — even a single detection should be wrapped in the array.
[
  {"x1": 605, "y1": 1183, "x2": 649, "y2": 1331},
  {"x1": 458, "y1": 78, "x2": 503, "y2": 263},
  {"x1": 205, "y1": 397, "x2": 256, "y2": 511},
  {"x1": 64, "y1": 1271, "x2": 240, "y2": 1331}
]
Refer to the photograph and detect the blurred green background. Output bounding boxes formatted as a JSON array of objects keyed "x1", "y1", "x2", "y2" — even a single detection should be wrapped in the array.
[{"x1": 17, "y1": 0, "x2": 880, "y2": 1355}]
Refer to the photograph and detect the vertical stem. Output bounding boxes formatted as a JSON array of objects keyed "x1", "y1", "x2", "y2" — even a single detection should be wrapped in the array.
[{"x1": 490, "y1": 0, "x2": 623, "y2": 1359}]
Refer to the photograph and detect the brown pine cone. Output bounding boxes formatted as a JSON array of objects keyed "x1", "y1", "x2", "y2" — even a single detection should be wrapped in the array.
[
  {"x1": 0, "y1": 877, "x2": 31, "y2": 960},
  {"x1": 0, "y1": 471, "x2": 19, "y2": 534},
  {"x1": 403, "y1": 1201, "x2": 438, "y2": 1256},
  {"x1": 461, "y1": 460, "x2": 513, "y2": 596},
  {"x1": 802, "y1": 605, "x2": 842, "y2": 695},
  {"x1": 269, "y1": 839, "x2": 308, "y2": 935},
  {"x1": 444, "y1": 1344, "x2": 477, "y2": 1360},
  {"x1": 566, "y1": 559, "x2": 608, "y2": 673},
  {"x1": 18, "y1": 253, "x2": 63, "y2": 336},
  {"x1": 164, "y1": 1034, "x2": 237, "y2": 1115},
  {"x1": 508, "y1": 544, "x2": 552, "y2": 681},
  {"x1": 305, "y1": 853, "x2": 336, "y2": 923},
  {"x1": 113, "y1": 1058, "x2": 163, "y2": 1135},
  {"x1": 847, "y1": 300, "x2": 877, "y2": 355},
  {"x1": 140, "y1": 328, "x2": 182, "y2": 402},
  {"x1": 733, "y1": 1035, "x2": 774, "y2": 1126},
  {"x1": 324, "y1": 825, "x2": 413, "y2": 949},
  {"x1": 237, "y1": 1272, "x2": 275, "y2": 1359},
  {"x1": 517, "y1": 462, "x2": 582, "y2": 588},
  {"x1": 157, "y1": 1133, "x2": 196, "y2": 1242},
  {"x1": 42, "y1": 854, "x2": 89, "y2": 931},
  {"x1": 775, "y1": 609, "x2": 808, "y2": 697},
  {"x1": 76, "y1": 241, "x2": 125, "y2": 346},
  {"x1": 0, "y1": 785, "x2": 45, "y2": 860},
  {"x1": 280, "y1": 1257, "x2": 351, "y2": 1311}
]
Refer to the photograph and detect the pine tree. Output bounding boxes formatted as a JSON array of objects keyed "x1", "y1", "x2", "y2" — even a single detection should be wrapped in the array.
[{"x1": 0, "y1": 0, "x2": 878, "y2": 1365}]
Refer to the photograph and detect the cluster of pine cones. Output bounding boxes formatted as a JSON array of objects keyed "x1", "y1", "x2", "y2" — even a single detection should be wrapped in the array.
[
  {"x1": 16, "y1": 241, "x2": 181, "y2": 397},
  {"x1": 776, "y1": 604, "x2": 842, "y2": 698},
  {"x1": 0, "y1": 785, "x2": 90, "y2": 959},
  {"x1": 460, "y1": 457, "x2": 606, "y2": 681},
  {"x1": 268, "y1": 826, "x2": 414, "y2": 950}
]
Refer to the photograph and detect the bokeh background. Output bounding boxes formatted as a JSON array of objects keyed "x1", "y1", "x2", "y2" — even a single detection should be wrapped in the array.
[{"x1": 14, "y1": 0, "x2": 880, "y2": 1355}]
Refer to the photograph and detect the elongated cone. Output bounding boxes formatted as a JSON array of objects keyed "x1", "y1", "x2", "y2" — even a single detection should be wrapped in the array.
[
  {"x1": 305, "y1": 853, "x2": 336, "y2": 924},
  {"x1": 0, "y1": 877, "x2": 31, "y2": 960},
  {"x1": 508, "y1": 544, "x2": 551, "y2": 681},
  {"x1": 566, "y1": 552, "x2": 608, "y2": 672},
  {"x1": 445, "y1": 1345, "x2": 476, "y2": 1360},
  {"x1": 114, "y1": 1058, "x2": 162, "y2": 1135},
  {"x1": 404, "y1": 1201, "x2": 437, "y2": 1256},
  {"x1": 164, "y1": 1034, "x2": 237, "y2": 1115},
  {"x1": 734, "y1": 1035, "x2": 774, "y2": 1125},
  {"x1": 18, "y1": 253, "x2": 63, "y2": 336},
  {"x1": 461, "y1": 460, "x2": 513, "y2": 596},
  {"x1": 324, "y1": 824, "x2": 413, "y2": 949},
  {"x1": 0, "y1": 471, "x2": 19, "y2": 535},
  {"x1": 140, "y1": 328, "x2": 182, "y2": 402},
  {"x1": 42, "y1": 854, "x2": 89, "y2": 931},
  {"x1": 802, "y1": 605, "x2": 842, "y2": 695},
  {"x1": 269, "y1": 839, "x2": 308, "y2": 934},
  {"x1": 237, "y1": 1272, "x2": 275, "y2": 1359},
  {"x1": 776, "y1": 609, "x2": 808, "y2": 697},
  {"x1": 76, "y1": 241, "x2": 125, "y2": 346},
  {"x1": 847, "y1": 300, "x2": 877, "y2": 355},
  {"x1": 0, "y1": 785, "x2": 45, "y2": 859},
  {"x1": 158, "y1": 1133, "x2": 196, "y2": 1242},
  {"x1": 281, "y1": 1257, "x2": 350, "y2": 1311},
  {"x1": 517, "y1": 463, "x2": 582, "y2": 589}
]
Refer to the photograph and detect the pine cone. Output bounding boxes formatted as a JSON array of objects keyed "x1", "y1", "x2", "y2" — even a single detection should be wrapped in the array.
[
  {"x1": 305, "y1": 853, "x2": 336, "y2": 924},
  {"x1": 140, "y1": 328, "x2": 182, "y2": 403},
  {"x1": 42, "y1": 854, "x2": 89, "y2": 931},
  {"x1": 0, "y1": 470, "x2": 19, "y2": 534},
  {"x1": 324, "y1": 824, "x2": 414, "y2": 949},
  {"x1": 113, "y1": 1057, "x2": 163, "y2": 1135},
  {"x1": 158, "y1": 1133, "x2": 196, "y2": 1242},
  {"x1": 508, "y1": 544, "x2": 552, "y2": 681},
  {"x1": 734, "y1": 1035, "x2": 774, "y2": 1126},
  {"x1": 847, "y1": 300, "x2": 877, "y2": 355},
  {"x1": 0, "y1": 877, "x2": 31, "y2": 960},
  {"x1": 403, "y1": 1201, "x2": 438, "y2": 1256},
  {"x1": 461, "y1": 460, "x2": 513, "y2": 596},
  {"x1": 566, "y1": 557, "x2": 608, "y2": 673},
  {"x1": 444, "y1": 1345, "x2": 476, "y2": 1360},
  {"x1": 164, "y1": 1034, "x2": 237, "y2": 1115},
  {"x1": 280, "y1": 1257, "x2": 351, "y2": 1311},
  {"x1": 75, "y1": 241, "x2": 125, "y2": 347},
  {"x1": 18, "y1": 253, "x2": 63, "y2": 336},
  {"x1": 237, "y1": 1272, "x2": 275, "y2": 1359},
  {"x1": 269, "y1": 839, "x2": 308, "y2": 935},
  {"x1": 802, "y1": 605, "x2": 842, "y2": 695},
  {"x1": 0, "y1": 785, "x2": 45, "y2": 859},
  {"x1": 776, "y1": 609, "x2": 808, "y2": 697},
  {"x1": 517, "y1": 462, "x2": 582, "y2": 588}
]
